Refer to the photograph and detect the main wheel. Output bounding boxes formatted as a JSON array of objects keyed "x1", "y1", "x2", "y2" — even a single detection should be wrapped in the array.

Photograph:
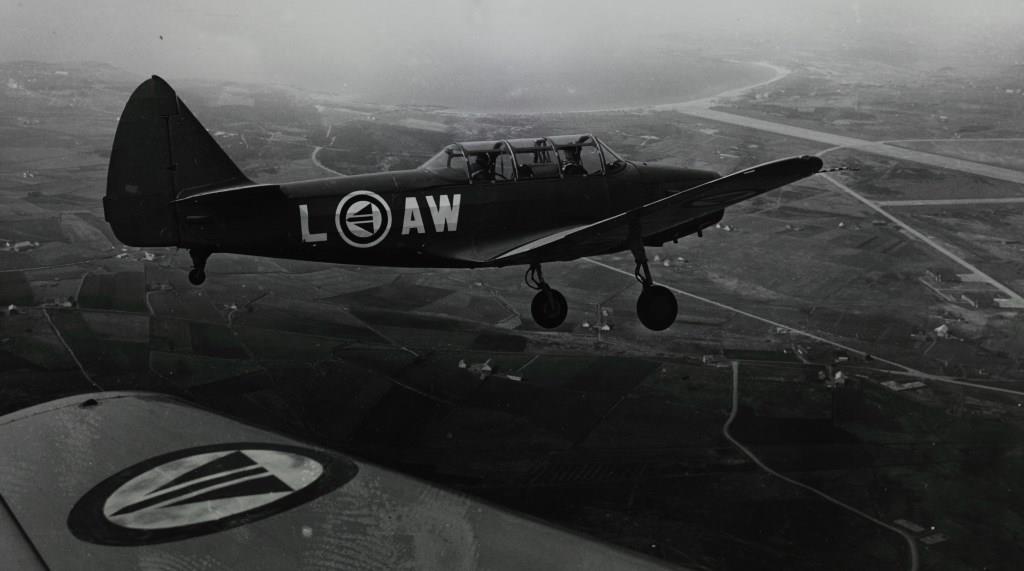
[
  {"x1": 531, "y1": 288, "x2": 568, "y2": 329},
  {"x1": 188, "y1": 268, "x2": 206, "y2": 286},
  {"x1": 636, "y1": 285, "x2": 677, "y2": 331}
]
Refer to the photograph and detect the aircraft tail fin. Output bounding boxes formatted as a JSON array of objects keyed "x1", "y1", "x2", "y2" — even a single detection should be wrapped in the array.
[{"x1": 103, "y1": 75, "x2": 251, "y2": 247}]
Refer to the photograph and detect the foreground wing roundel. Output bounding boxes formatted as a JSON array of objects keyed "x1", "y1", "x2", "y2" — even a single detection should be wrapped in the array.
[{"x1": 68, "y1": 443, "x2": 358, "y2": 545}]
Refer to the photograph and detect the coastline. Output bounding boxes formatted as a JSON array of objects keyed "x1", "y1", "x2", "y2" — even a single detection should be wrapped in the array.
[
  {"x1": 657, "y1": 61, "x2": 790, "y2": 110},
  {"x1": 432, "y1": 60, "x2": 790, "y2": 117}
]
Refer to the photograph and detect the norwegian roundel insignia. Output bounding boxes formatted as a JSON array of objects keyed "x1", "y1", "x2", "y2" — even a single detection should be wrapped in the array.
[
  {"x1": 335, "y1": 190, "x2": 392, "y2": 248},
  {"x1": 67, "y1": 443, "x2": 358, "y2": 545}
]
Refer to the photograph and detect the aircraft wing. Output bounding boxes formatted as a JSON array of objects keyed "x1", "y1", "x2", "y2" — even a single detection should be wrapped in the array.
[
  {"x1": 0, "y1": 392, "x2": 677, "y2": 571},
  {"x1": 491, "y1": 155, "x2": 822, "y2": 266}
]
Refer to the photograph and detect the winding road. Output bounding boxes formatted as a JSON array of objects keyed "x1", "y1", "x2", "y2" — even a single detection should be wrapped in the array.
[
  {"x1": 723, "y1": 361, "x2": 920, "y2": 571},
  {"x1": 311, "y1": 124, "x2": 345, "y2": 177},
  {"x1": 311, "y1": 145, "x2": 345, "y2": 177}
]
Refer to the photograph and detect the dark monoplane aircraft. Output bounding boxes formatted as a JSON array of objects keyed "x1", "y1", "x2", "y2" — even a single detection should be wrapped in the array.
[{"x1": 104, "y1": 77, "x2": 822, "y2": 330}]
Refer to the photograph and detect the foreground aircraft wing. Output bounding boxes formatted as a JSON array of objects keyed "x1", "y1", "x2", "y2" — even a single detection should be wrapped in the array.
[
  {"x1": 492, "y1": 155, "x2": 822, "y2": 266},
  {"x1": 0, "y1": 392, "x2": 677, "y2": 571}
]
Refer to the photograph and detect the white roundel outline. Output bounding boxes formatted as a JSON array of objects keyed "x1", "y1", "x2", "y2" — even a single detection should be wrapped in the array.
[{"x1": 335, "y1": 190, "x2": 392, "y2": 248}]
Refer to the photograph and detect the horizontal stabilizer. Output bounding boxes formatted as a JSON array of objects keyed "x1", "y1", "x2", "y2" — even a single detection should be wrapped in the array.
[{"x1": 171, "y1": 183, "x2": 282, "y2": 204}]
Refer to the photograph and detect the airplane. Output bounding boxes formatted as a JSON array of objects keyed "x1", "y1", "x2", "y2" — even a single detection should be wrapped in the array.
[
  {"x1": 0, "y1": 392, "x2": 679, "y2": 570},
  {"x1": 103, "y1": 76, "x2": 823, "y2": 331}
]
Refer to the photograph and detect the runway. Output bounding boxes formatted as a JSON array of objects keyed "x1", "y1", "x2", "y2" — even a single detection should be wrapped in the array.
[{"x1": 676, "y1": 107, "x2": 1024, "y2": 187}]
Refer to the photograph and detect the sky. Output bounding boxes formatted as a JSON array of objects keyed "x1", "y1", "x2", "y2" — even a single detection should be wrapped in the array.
[{"x1": 2, "y1": 0, "x2": 1023, "y2": 94}]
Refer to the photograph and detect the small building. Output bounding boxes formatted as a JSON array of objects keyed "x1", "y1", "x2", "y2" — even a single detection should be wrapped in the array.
[
  {"x1": 894, "y1": 519, "x2": 926, "y2": 533},
  {"x1": 881, "y1": 380, "x2": 927, "y2": 392},
  {"x1": 960, "y1": 292, "x2": 994, "y2": 309},
  {"x1": 12, "y1": 241, "x2": 39, "y2": 252},
  {"x1": 701, "y1": 354, "x2": 728, "y2": 367},
  {"x1": 920, "y1": 533, "x2": 948, "y2": 545},
  {"x1": 995, "y1": 297, "x2": 1024, "y2": 310},
  {"x1": 925, "y1": 268, "x2": 959, "y2": 283}
]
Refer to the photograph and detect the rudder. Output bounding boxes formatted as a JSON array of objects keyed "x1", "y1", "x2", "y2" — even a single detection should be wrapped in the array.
[{"x1": 103, "y1": 75, "x2": 251, "y2": 247}]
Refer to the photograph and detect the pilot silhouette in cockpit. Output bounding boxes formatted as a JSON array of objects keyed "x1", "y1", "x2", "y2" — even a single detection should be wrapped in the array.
[
  {"x1": 471, "y1": 153, "x2": 494, "y2": 181},
  {"x1": 561, "y1": 146, "x2": 586, "y2": 176}
]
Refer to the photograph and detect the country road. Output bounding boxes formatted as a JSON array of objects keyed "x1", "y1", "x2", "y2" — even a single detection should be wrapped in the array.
[
  {"x1": 723, "y1": 362, "x2": 920, "y2": 571},
  {"x1": 311, "y1": 123, "x2": 345, "y2": 177},
  {"x1": 310, "y1": 145, "x2": 345, "y2": 177}
]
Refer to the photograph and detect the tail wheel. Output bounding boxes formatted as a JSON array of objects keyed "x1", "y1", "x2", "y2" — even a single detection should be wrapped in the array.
[
  {"x1": 188, "y1": 249, "x2": 210, "y2": 286},
  {"x1": 188, "y1": 268, "x2": 206, "y2": 286},
  {"x1": 636, "y1": 285, "x2": 677, "y2": 331},
  {"x1": 531, "y1": 288, "x2": 568, "y2": 329}
]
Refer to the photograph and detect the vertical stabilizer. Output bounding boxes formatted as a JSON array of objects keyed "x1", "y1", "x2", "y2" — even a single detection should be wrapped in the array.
[{"x1": 103, "y1": 76, "x2": 251, "y2": 247}]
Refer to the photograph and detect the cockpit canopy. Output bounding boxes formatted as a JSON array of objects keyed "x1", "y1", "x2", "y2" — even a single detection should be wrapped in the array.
[{"x1": 420, "y1": 134, "x2": 626, "y2": 183}]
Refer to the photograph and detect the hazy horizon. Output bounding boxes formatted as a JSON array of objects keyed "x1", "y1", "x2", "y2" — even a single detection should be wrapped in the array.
[{"x1": 3, "y1": 0, "x2": 1024, "y2": 100}]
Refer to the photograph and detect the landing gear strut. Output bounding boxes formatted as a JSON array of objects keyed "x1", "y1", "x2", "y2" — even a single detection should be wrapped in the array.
[
  {"x1": 526, "y1": 263, "x2": 567, "y2": 329},
  {"x1": 188, "y1": 249, "x2": 210, "y2": 286},
  {"x1": 632, "y1": 243, "x2": 677, "y2": 331}
]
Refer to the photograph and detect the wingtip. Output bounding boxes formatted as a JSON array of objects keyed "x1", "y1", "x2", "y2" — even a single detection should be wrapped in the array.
[
  {"x1": 802, "y1": 155, "x2": 824, "y2": 173},
  {"x1": 806, "y1": 155, "x2": 823, "y2": 173}
]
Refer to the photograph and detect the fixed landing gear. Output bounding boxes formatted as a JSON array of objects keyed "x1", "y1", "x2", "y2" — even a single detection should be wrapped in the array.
[
  {"x1": 632, "y1": 245, "x2": 678, "y2": 331},
  {"x1": 188, "y1": 249, "x2": 210, "y2": 286},
  {"x1": 637, "y1": 285, "x2": 677, "y2": 331},
  {"x1": 526, "y1": 264, "x2": 567, "y2": 329},
  {"x1": 523, "y1": 252, "x2": 677, "y2": 331}
]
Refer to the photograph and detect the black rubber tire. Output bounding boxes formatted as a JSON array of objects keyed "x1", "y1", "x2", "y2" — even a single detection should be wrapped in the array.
[
  {"x1": 531, "y1": 288, "x2": 568, "y2": 329},
  {"x1": 636, "y1": 285, "x2": 677, "y2": 331},
  {"x1": 188, "y1": 268, "x2": 206, "y2": 286}
]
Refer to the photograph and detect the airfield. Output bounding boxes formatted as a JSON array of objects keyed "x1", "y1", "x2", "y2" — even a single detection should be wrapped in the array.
[{"x1": 2, "y1": 57, "x2": 1024, "y2": 570}]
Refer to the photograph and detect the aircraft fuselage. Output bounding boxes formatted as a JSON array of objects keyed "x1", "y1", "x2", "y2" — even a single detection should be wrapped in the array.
[{"x1": 174, "y1": 163, "x2": 720, "y2": 268}]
